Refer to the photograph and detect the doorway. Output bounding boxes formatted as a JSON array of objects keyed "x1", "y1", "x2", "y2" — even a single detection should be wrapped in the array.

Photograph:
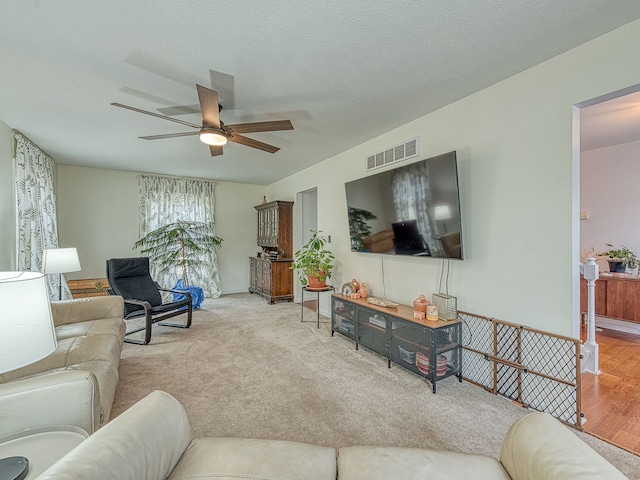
[
  {"x1": 295, "y1": 187, "x2": 318, "y2": 306},
  {"x1": 575, "y1": 84, "x2": 640, "y2": 455},
  {"x1": 574, "y1": 84, "x2": 640, "y2": 336}
]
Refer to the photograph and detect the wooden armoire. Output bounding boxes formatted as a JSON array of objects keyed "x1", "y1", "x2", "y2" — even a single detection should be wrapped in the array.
[{"x1": 249, "y1": 200, "x2": 294, "y2": 304}]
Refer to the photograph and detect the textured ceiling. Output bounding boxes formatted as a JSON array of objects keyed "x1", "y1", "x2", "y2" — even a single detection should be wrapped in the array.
[{"x1": 2, "y1": 1, "x2": 640, "y2": 185}]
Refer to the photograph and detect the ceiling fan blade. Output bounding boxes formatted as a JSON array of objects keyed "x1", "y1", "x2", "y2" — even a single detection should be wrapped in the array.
[
  {"x1": 228, "y1": 134, "x2": 280, "y2": 153},
  {"x1": 156, "y1": 104, "x2": 202, "y2": 116},
  {"x1": 209, "y1": 145, "x2": 224, "y2": 156},
  {"x1": 139, "y1": 131, "x2": 199, "y2": 140},
  {"x1": 226, "y1": 120, "x2": 294, "y2": 134},
  {"x1": 111, "y1": 103, "x2": 201, "y2": 129},
  {"x1": 210, "y1": 69, "x2": 235, "y2": 109},
  {"x1": 196, "y1": 84, "x2": 220, "y2": 128}
]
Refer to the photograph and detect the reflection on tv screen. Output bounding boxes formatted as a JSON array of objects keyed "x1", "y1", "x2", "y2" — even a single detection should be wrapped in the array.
[{"x1": 345, "y1": 151, "x2": 463, "y2": 260}]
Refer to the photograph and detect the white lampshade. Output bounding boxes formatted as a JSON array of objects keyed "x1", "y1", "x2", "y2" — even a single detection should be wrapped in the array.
[
  {"x1": 0, "y1": 272, "x2": 57, "y2": 374},
  {"x1": 434, "y1": 205, "x2": 452, "y2": 221},
  {"x1": 42, "y1": 247, "x2": 81, "y2": 274},
  {"x1": 199, "y1": 128, "x2": 228, "y2": 146}
]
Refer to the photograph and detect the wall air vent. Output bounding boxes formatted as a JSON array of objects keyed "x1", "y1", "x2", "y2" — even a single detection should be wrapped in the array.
[{"x1": 366, "y1": 137, "x2": 420, "y2": 171}]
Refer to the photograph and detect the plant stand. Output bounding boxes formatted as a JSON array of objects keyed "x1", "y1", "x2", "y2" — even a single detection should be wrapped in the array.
[{"x1": 301, "y1": 285, "x2": 334, "y2": 328}]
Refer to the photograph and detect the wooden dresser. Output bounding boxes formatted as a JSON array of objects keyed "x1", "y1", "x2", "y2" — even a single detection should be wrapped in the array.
[
  {"x1": 249, "y1": 200, "x2": 294, "y2": 304},
  {"x1": 580, "y1": 274, "x2": 640, "y2": 324}
]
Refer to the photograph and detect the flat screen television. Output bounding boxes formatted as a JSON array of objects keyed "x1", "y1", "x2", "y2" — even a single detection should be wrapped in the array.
[{"x1": 345, "y1": 151, "x2": 463, "y2": 259}]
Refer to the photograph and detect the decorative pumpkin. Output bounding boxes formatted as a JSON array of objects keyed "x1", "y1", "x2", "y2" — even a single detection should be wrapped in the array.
[{"x1": 413, "y1": 294, "x2": 428, "y2": 313}]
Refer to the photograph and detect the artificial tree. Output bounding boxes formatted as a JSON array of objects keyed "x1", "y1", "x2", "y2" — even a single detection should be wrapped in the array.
[{"x1": 134, "y1": 220, "x2": 223, "y2": 287}]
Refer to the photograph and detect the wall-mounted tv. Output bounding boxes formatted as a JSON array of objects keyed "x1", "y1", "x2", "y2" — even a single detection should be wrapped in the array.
[{"x1": 345, "y1": 151, "x2": 463, "y2": 260}]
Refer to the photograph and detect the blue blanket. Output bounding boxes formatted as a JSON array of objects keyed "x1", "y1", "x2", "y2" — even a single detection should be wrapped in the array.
[{"x1": 172, "y1": 279, "x2": 205, "y2": 310}]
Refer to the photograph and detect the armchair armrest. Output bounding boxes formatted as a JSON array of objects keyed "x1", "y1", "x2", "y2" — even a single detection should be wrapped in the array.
[
  {"x1": 51, "y1": 296, "x2": 125, "y2": 327},
  {"x1": 0, "y1": 370, "x2": 101, "y2": 436},
  {"x1": 122, "y1": 298, "x2": 153, "y2": 310},
  {"x1": 159, "y1": 287, "x2": 193, "y2": 300}
]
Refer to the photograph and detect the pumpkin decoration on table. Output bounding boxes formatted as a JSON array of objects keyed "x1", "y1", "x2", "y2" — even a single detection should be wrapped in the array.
[{"x1": 413, "y1": 294, "x2": 428, "y2": 313}]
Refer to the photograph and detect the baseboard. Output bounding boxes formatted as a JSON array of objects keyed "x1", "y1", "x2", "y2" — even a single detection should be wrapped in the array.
[{"x1": 595, "y1": 316, "x2": 640, "y2": 336}]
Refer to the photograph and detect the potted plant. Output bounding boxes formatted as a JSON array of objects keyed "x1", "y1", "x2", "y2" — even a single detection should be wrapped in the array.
[
  {"x1": 598, "y1": 243, "x2": 639, "y2": 273},
  {"x1": 347, "y1": 206, "x2": 377, "y2": 251},
  {"x1": 134, "y1": 221, "x2": 223, "y2": 307},
  {"x1": 290, "y1": 230, "x2": 335, "y2": 289}
]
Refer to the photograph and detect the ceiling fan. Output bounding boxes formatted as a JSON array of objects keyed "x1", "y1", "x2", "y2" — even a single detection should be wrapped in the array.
[{"x1": 111, "y1": 84, "x2": 293, "y2": 156}]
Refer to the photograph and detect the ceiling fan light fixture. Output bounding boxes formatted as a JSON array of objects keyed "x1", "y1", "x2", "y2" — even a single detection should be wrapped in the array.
[{"x1": 199, "y1": 128, "x2": 227, "y2": 146}]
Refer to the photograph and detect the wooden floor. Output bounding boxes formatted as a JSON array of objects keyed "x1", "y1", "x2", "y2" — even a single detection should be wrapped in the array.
[{"x1": 581, "y1": 325, "x2": 640, "y2": 455}]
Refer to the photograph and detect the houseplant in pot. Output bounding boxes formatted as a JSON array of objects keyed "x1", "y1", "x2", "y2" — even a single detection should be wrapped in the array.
[
  {"x1": 290, "y1": 230, "x2": 335, "y2": 289},
  {"x1": 598, "y1": 243, "x2": 639, "y2": 273},
  {"x1": 134, "y1": 220, "x2": 223, "y2": 308}
]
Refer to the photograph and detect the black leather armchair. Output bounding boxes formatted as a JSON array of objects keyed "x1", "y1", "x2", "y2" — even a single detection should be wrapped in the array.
[{"x1": 106, "y1": 257, "x2": 192, "y2": 345}]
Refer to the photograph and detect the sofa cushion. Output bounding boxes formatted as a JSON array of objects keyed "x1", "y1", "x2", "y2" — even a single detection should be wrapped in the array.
[
  {"x1": 51, "y1": 296, "x2": 125, "y2": 327},
  {"x1": 0, "y1": 337, "x2": 76, "y2": 383},
  {"x1": 55, "y1": 317, "x2": 125, "y2": 342},
  {"x1": 167, "y1": 437, "x2": 337, "y2": 480},
  {"x1": 500, "y1": 412, "x2": 628, "y2": 480},
  {"x1": 338, "y1": 445, "x2": 510, "y2": 480},
  {"x1": 1, "y1": 302, "x2": 125, "y2": 385},
  {"x1": 64, "y1": 332, "x2": 124, "y2": 369}
]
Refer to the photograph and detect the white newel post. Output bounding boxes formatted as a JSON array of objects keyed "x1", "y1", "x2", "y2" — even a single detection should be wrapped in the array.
[{"x1": 581, "y1": 257, "x2": 600, "y2": 374}]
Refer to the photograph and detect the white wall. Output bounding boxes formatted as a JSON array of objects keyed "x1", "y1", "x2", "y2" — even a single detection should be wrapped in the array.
[
  {"x1": 57, "y1": 166, "x2": 139, "y2": 280},
  {"x1": 581, "y1": 139, "x2": 640, "y2": 267},
  {"x1": 0, "y1": 118, "x2": 14, "y2": 270},
  {"x1": 57, "y1": 165, "x2": 265, "y2": 294},
  {"x1": 268, "y1": 19, "x2": 640, "y2": 338}
]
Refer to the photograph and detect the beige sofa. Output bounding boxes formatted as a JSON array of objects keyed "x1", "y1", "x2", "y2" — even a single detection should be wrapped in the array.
[
  {"x1": 38, "y1": 390, "x2": 627, "y2": 480},
  {"x1": 0, "y1": 296, "x2": 125, "y2": 435}
]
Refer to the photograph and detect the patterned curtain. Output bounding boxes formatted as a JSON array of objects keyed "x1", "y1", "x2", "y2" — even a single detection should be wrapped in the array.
[
  {"x1": 390, "y1": 162, "x2": 443, "y2": 257},
  {"x1": 137, "y1": 174, "x2": 221, "y2": 298},
  {"x1": 14, "y1": 132, "x2": 71, "y2": 299}
]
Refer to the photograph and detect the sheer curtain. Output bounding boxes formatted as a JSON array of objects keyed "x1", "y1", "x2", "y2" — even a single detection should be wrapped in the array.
[
  {"x1": 390, "y1": 161, "x2": 443, "y2": 257},
  {"x1": 14, "y1": 132, "x2": 71, "y2": 299},
  {"x1": 138, "y1": 174, "x2": 222, "y2": 298}
]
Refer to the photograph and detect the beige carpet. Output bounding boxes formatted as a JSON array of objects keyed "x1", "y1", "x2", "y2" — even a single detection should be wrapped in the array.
[{"x1": 111, "y1": 293, "x2": 640, "y2": 478}]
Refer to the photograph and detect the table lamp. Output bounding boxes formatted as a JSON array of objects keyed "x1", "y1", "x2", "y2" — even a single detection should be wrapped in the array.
[
  {"x1": 0, "y1": 271, "x2": 58, "y2": 480},
  {"x1": 42, "y1": 248, "x2": 81, "y2": 300},
  {"x1": 433, "y1": 205, "x2": 452, "y2": 234}
]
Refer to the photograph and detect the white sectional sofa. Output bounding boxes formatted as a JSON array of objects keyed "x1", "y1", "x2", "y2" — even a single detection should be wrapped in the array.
[
  {"x1": 37, "y1": 390, "x2": 628, "y2": 480},
  {"x1": 0, "y1": 296, "x2": 125, "y2": 435}
]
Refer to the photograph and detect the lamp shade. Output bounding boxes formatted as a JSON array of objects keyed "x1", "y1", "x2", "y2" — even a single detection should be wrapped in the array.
[
  {"x1": 433, "y1": 205, "x2": 452, "y2": 221},
  {"x1": 0, "y1": 272, "x2": 57, "y2": 374},
  {"x1": 42, "y1": 247, "x2": 81, "y2": 274}
]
